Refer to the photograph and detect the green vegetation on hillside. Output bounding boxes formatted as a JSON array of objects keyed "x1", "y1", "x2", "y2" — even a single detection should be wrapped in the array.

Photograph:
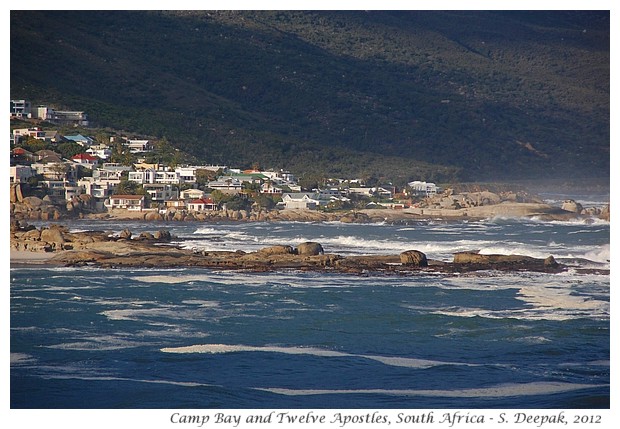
[{"x1": 10, "y1": 10, "x2": 609, "y2": 183}]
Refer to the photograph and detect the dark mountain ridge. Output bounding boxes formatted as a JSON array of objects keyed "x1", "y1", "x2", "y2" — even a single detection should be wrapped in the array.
[{"x1": 10, "y1": 10, "x2": 609, "y2": 184}]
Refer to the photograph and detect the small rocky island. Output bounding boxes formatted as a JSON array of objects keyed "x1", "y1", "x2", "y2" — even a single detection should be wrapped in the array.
[{"x1": 11, "y1": 222, "x2": 596, "y2": 276}]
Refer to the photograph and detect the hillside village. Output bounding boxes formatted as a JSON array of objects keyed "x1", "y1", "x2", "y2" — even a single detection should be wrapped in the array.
[
  {"x1": 10, "y1": 99, "x2": 454, "y2": 222},
  {"x1": 12, "y1": 99, "x2": 606, "y2": 223}
]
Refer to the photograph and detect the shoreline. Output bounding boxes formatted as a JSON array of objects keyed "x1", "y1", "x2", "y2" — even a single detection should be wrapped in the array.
[
  {"x1": 10, "y1": 249, "x2": 56, "y2": 267},
  {"x1": 10, "y1": 201, "x2": 609, "y2": 272},
  {"x1": 70, "y1": 201, "x2": 603, "y2": 224}
]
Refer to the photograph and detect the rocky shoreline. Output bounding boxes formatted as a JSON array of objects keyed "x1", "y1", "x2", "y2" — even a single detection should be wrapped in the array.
[
  {"x1": 10, "y1": 183, "x2": 610, "y2": 224},
  {"x1": 10, "y1": 222, "x2": 607, "y2": 276}
]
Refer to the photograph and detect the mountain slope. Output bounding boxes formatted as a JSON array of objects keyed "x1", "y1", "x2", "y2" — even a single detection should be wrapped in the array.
[{"x1": 10, "y1": 10, "x2": 609, "y2": 183}]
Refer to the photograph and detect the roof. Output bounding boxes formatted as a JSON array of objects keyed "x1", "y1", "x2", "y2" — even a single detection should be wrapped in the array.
[
  {"x1": 109, "y1": 194, "x2": 144, "y2": 200},
  {"x1": 72, "y1": 153, "x2": 99, "y2": 161},
  {"x1": 12, "y1": 147, "x2": 32, "y2": 156},
  {"x1": 189, "y1": 198, "x2": 215, "y2": 204},
  {"x1": 64, "y1": 134, "x2": 91, "y2": 142}
]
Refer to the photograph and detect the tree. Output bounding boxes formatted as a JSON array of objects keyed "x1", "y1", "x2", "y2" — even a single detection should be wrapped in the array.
[
  {"x1": 110, "y1": 140, "x2": 134, "y2": 165},
  {"x1": 49, "y1": 163, "x2": 69, "y2": 180},
  {"x1": 56, "y1": 141, "x2": 84, "y2": 159},
  {"x1": 195, "y1": 168, "x2": 218, "y2": 187},
  {"x1": 114, "y1": 178, "x2": 143, "y2": 195},
  {"x1": 252, "y1": 193, "x2": 278, "y2": 210},
  {"x1": 20, "y1": 136, "x2": 48, "y2": 153}
]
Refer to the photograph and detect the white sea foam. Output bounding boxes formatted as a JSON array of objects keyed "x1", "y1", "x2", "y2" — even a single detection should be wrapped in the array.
[
  {"x1": 256, "y1": 381, "x2": 606, "y2": 398},
  {"x1": 132, "y1": 274, "x2": 214, "y2": 284},
  {"x1": 181, "y1": 300, "x2": 220, "y2": 308},
  {"x1": 160, "y1": 344, "x2": 479, "y2": 369},
  {"x1": 10, "y1": 353, "x2": 36, "y2": 365},
  {"x1": 582, "y1": 244, "x2": 610, "y2": 263},
  {"x1": 44, "y1": 337, "x2": 148, "y2": 351},
  {"x1": 39, "y1": 374, "x2": 213, "y2": 388},
  {"x1": 100, "y1": 306, "x2": 190, "y2": 322}
]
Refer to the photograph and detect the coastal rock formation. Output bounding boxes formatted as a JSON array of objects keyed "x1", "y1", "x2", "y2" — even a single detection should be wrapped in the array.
[
  {"x1": 10, "y1": 184, "x2": 97, "y2": 221},
  {"x1": 561, "y1": 199, "x2": 584, "y2": 213},
  {"x1": 257, "y1": 245, "x2": 296, "y2": 256},
  {"x1": 399, "y1": 250, "x2": 428, "y2": 266},
  {"x1": 296, "y1": 242, "x2": 324, "y2": 256},
  {"x1": 10, "y1": 222, "x2": 173, "y2": 253},
  {"x1": 453, "y1": 251, "x2": 536, "y2": 264},
  {"x1": 452, "y1": 251, "x2": 562, "y2": 272},
  {"x1": 13, "y1": 223, "x2": 602, "y2": 276}
]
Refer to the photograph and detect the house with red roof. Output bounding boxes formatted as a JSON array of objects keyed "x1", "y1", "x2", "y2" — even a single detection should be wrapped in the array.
[
  {"x1": 187, "y1": 197, "x2": 218, "y2": 212},
  {"x1": 71, "y1": 153, "x2": 99, "y2": 168}
]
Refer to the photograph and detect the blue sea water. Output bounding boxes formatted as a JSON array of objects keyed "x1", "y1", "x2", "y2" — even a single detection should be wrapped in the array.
[{"x1": 10, "y1": 215, "x2": 610, "y2": 410}]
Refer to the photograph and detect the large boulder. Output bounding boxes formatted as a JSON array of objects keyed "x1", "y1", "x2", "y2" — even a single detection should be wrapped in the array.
[
  {"x1": 561, "y1": 199, "x2": 583, "y2": 213},
  {"x1": 296, "y1": 242, "x2": 324, "y2": 256},
  {"x1": 544, "y1": 255, "x2": 559, "y2": 268},
  {"x1": 453, "y1": 251, "x2": 534, "y2": 264},
  {"x1": 600, "y1": 205, "x2": 610, "y2": 221},
  {"x1": 138, "y1": 232, "x2": 155, "y2": 241},
  {"x1": 153, "y1": 230, "x2": 172, "y2": 241},
  {"x1": 399, "y1": 250, "x2": 428, "y2": 266},
  {"x1": 258, "y1": 245, "x2": 296, "y2": 256},
  {"x1": 21, "y1": 228, "x2": 42, "y2": 241},
  {"x1": 118, "y1": 228, "x2": 132, "y2": 240},
  {"x1": 144, "y1": 211, "x2": 163, "y2": 221},
  {"x1": 22, "y1": 196, "x2": 43, "y2": 209},
  {"x1": 40, "y1": 226, "x2": 65, "y2": 245}
]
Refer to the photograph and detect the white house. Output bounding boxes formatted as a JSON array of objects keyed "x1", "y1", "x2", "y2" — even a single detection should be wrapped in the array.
[
  {"x1": 408, "y1": 181, "x2": 439, "y2": 197},
  {"x1": 187, "y1": 197, "x2": 218, "y2": 212},
  {"x1": 86, "y1": 144, "x2": 112, "y2": 160},
  {"x1": 78, "y1": 178, "x2": 116, "y2": 201},
  {"x1": 12, "y1": 127, "x2": 46, "y2": 144},
  {"x1": 125, "y1": 139, "x2": 153, "y2": 153},
  {"x1": 281, "y1": 193, "x2": 322, "y2": 210},
  {"x1": 208, "y1": 177, "x2": 243, "y2": 194},
  {"x1": 180, "y1": 188, "x2": 206, "y2": 200},
  {"x1": 175, "y1": 165, "x2": 227, "y2": 183},
  {"x1": 261, "y1": 182, "x2": 283, "y2": 194},
  {"x1": 154, "y1": 170, "x2": 181, "y2": 185},
  {"x1": 71, "y1": 153, "x2": 100, "y2": 168},
  {"x1": 143, "y1": 184, "x2": 178, "y2": 203},
  {"x1": 128, "y1": 169, "x2": 156, "y2": 184},
  {"x1": 105, "y1": 195, "x2": 145, "y2": 211},
  {"x1": 348, "y1": 187, "x2": 374, "y2": 197}
]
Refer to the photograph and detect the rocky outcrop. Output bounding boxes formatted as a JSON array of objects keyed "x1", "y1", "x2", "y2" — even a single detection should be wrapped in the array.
[
  {"x1": 561, "y1": 199, "x2": 584, "y2": 213},
  {"x1": 453, "y1": 251, "x2": 536, "y2": 264},
  {"x1": 12, "y1": 223, "x2": 595, "y2": 276},
  {"x1": 452, "y1": 251, "x2": 562, "y2": 272},
  {"x1": 257, "y1": 245, "x2": 296, "y2": 256},
  {"x1": 11, "y1": 222, "x2": 173, "y2": 253},
  {"x1": 10, "y1": 184, "x2": 96, "y2": 221},
  {"x1": 297, "y1": 242, "x2": 324, "y2": 256},
  {"x1": 399, "y1": 250, "x2": 428, "y2": 266}
]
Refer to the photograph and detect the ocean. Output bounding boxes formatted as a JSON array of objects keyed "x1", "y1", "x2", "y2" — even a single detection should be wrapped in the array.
[{"x1": 10, "y1": 211, "x2": 610, "y2": 413}]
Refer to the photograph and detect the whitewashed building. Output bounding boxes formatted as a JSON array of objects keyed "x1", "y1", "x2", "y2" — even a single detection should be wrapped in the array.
[
  {"x1": 281, "y1": 193, "x2": 323, "y2": 210},
  {"x1": 408, "y1": 181, "x2": 439, "y2": 197},
  {"x1": 105, "y1": 195, "x2": 145, "y2": 211}
]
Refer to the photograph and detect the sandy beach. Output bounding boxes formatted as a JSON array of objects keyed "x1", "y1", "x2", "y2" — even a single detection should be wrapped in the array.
[{"x1": 10, "y1": 249, "x2": 55, "y2": 265}]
